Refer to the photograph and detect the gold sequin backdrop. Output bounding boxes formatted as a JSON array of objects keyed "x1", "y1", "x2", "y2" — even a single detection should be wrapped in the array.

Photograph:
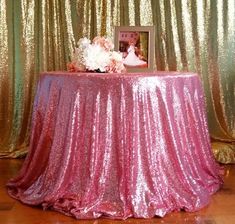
[{"x1": 0, "y1": 0, "x2": 234, "y2": 162}]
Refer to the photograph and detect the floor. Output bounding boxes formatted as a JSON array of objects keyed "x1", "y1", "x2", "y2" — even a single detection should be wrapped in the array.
[{"x1": 0, "y1": 159, "x2": 234, "y2": 224}]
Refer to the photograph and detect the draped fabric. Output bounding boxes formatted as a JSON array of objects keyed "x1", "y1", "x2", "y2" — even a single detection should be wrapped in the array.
[
  {"x1": 7, "y1": 71, "x2": 223, "y2": 219},
  {"x1": 0, "y1": 0, "x2": 234, "y2": 162}
]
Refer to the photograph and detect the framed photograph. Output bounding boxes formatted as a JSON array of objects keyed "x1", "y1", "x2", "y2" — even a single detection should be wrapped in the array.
[{"x1": 114, "y1": 26, "x2": 155, "y2": 72}]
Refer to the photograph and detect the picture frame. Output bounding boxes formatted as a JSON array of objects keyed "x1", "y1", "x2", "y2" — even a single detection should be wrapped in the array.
[{"x1": 114, "y1": 26, "x2": 155, "y2": 72}]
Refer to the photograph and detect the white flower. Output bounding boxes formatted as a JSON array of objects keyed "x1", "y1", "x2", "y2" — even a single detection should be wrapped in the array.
[
  {"x1": 77, "y1": 37, "x2": 90, "y2": 49},
  {"x1": 83, "y1": 44, "x2": 110, "y2": 72},
  {"x1": 110, "y1": 51, "x2": 123, "y2": 62},
  {"x1": 68, "y1": 36, "x2": 126, "y2": 73}
]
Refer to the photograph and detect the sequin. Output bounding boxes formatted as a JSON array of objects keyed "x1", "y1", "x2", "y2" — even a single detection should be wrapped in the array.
[
  {"x1": 0, "y1": 1, "x2": 234, "y2": 162},
  {"x1": 7, "y1": 71, "x2": 223, "y2": 219}
]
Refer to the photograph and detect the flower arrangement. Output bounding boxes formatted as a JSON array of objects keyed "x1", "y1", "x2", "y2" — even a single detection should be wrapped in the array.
[{"x1": 67, "y1": 36, "x2": 126, "y2": 73}]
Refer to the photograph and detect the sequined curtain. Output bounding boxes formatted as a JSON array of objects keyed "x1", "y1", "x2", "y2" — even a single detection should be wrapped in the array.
[
  {"x1": 0, "y1": 0, "x2": 77, "y2": 157},
  {"x1": 0, "y1": 0, "x2": 234, "y2": 163}
]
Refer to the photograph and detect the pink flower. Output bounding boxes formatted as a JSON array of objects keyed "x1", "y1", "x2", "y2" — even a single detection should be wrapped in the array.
[
  {"x1": 106, "y1": 51, "x2": 126, "y2": 73},
  {"x1": 67, "y1": 61, "x2": 86, "y2": 72},
  {"x1": 93, "y1": 36, "x2": 114, "y2": 51},
  {"x1": 67, "y1": 62, "x2": 76, "y2": 72},
  {"x1": 106, "y1": 59, "x2": 126, "y2": 73}
]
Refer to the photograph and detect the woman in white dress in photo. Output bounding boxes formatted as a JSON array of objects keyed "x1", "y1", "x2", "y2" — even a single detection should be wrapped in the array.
[{"x1": 123, "y1": 43, "x2": 147, "y2": 67}]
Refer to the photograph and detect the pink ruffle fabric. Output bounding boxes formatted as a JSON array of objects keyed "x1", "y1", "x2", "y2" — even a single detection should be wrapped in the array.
[{"x1": 7, "y1": 71, "x2": 223, "y2": 219}]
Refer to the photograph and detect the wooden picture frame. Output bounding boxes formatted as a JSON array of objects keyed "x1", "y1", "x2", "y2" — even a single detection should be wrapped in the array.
[{"x1": 114, "y1": 26, "x2": 155, "y2": 72}]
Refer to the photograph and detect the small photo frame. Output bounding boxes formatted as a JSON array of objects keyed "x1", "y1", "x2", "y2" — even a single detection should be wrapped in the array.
[{"x1": 114, "y1": 26, "x2": 155, "y2": 72}]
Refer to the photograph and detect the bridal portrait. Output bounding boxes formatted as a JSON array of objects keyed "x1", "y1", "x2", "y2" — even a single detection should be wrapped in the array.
[{"x1": 118, "y1": 31, "x2": 148, "y2": 68}]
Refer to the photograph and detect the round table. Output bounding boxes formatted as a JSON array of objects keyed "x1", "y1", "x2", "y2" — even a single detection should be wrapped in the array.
[{"x1": 7, "y1": 71, "x2": 223, "y2": 219}]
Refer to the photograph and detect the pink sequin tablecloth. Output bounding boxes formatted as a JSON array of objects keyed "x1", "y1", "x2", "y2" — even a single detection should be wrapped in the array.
[{"x1": 7, "y1": 71, "x2": 223, "y2": 219}]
